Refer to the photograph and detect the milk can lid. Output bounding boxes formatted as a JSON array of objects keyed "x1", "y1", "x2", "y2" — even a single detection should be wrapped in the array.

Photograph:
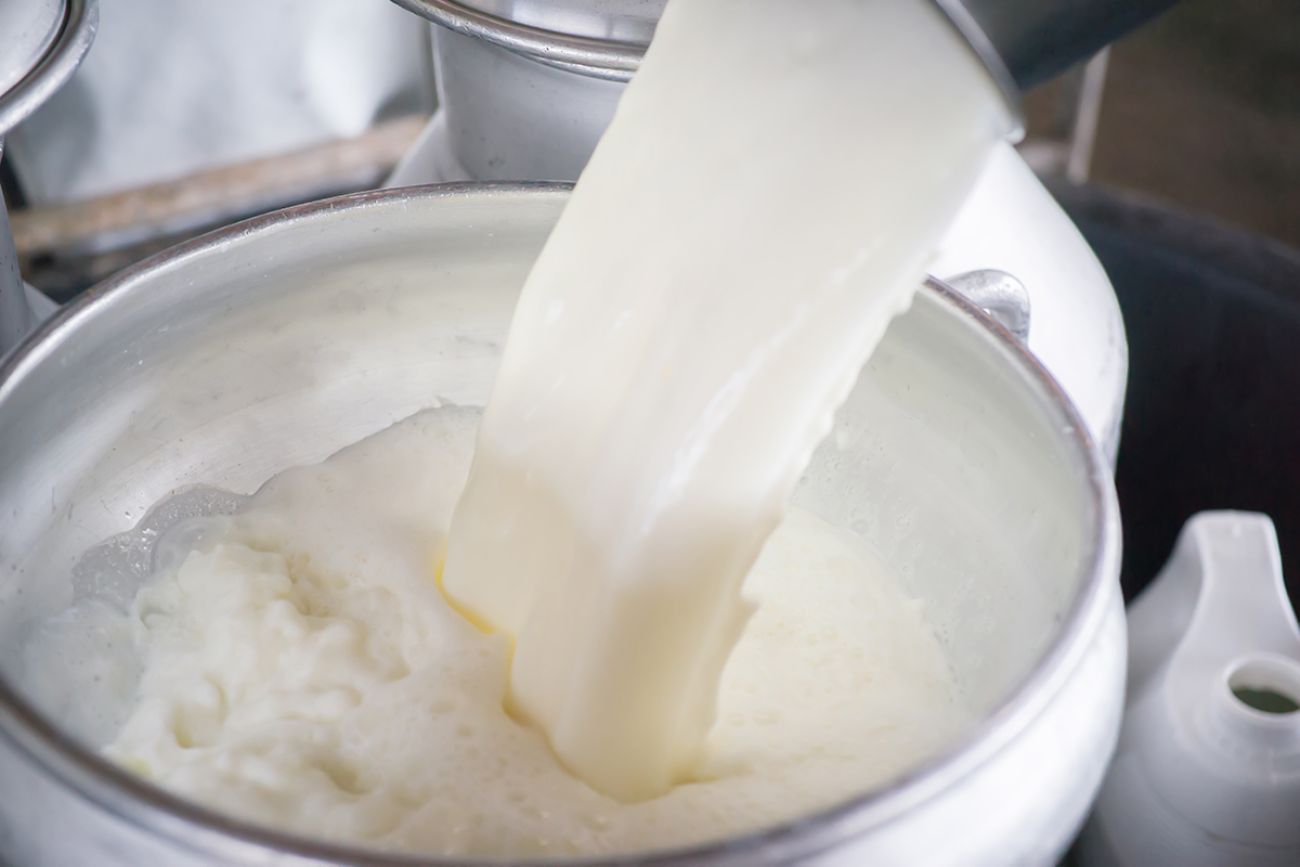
[{"x1": 0, "y1": 0, "x2": 95, "y2": 138}]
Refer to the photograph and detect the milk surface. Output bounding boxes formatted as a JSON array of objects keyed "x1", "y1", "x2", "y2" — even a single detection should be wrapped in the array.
[
  {"x1": 442, "y1": 0, "x2": 1007, "y2": 799},
  {"x1": 97, "y1": 408, "x2": 970, "y2": 858}
]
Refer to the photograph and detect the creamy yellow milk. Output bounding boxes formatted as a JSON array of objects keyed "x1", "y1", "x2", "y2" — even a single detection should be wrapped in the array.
[{"x1": 442, "y1": 0, "x2": 1007, "y2": 800}]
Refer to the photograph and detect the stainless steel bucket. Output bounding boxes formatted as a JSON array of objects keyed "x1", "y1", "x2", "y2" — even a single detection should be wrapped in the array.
[{"x1": 0, "y1": 184, "x2": 1124, "y2": 866}]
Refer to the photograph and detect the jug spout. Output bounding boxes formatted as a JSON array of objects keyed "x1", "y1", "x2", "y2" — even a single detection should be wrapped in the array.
[{"x1": 1079, "y1": 511, "x2": 1300, "y2": 867}]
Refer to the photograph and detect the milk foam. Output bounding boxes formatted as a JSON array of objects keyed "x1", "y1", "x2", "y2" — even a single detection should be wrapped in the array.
[{"x1": 98, "y1": 408, "x2": 970, "y2": 857}]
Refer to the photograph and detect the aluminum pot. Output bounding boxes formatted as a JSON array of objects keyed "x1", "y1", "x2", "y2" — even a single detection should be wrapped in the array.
[{"x1": 0, "y1": 184, "x2": 1124, "y2": 866}]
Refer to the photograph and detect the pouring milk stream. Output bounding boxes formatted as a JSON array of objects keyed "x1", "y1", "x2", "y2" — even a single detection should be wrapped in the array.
[{"x1": 441, "y1": 0, "x2": 1009, "y2": 800}]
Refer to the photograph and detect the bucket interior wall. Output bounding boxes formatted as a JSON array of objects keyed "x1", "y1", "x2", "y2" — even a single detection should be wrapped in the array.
[{"x1": 0, "y1": 189, "x2": 1089, "y2": 747}]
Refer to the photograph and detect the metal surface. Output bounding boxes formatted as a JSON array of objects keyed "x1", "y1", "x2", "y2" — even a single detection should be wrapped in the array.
[
  {"x1": 430, "y1": 25, "x2": 625, "y2": 180},
  {"x1": 404, "y1": 0, "x2": 664, "y2": 43},
  {"x1": 0, "y1": 0, "x2": 64, "y2": 96},
  {"x1": 22, "y1": 281, "x2": 56, "y2": 318},
  {"x1": 0, "y1": 164, "x2": 35, "y2": 353},
  {"x1": 0, "y1": 0, "x2": 96, "y2": 138},
  {"x1": 0, "y1": 184, "x2": 1122, "y2": 866},
  {"x1": 0, "y1": 0, "x2": 97, "y2": 358},
  {"x1": 943, "y1": 269, "x2": 1031, "y2": 341},
  {"x1": 390, "y1": 0, "x2": 656, "y2": 80}
]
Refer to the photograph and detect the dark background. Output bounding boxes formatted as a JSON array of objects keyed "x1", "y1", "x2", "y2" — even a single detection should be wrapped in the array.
[
  {"x1": 1049, "y1": 0, "x2": 1298, "y2": 247},
  {"x1": 1029, "y1": 0, "x2": 1299, "y2": 604}
]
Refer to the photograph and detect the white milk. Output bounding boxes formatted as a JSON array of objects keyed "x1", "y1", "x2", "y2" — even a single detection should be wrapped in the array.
[
  {"x1": 442, "y1": 0, "x2": 1008, "y2": 799},
  {"x1": 94, "y1": 408, "x2": 970, "y2": 858}
]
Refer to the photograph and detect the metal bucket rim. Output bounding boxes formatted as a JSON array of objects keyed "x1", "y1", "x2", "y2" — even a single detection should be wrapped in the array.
[{"x1": 392, "y1": 0, "x2": 644, "y2": 81}]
